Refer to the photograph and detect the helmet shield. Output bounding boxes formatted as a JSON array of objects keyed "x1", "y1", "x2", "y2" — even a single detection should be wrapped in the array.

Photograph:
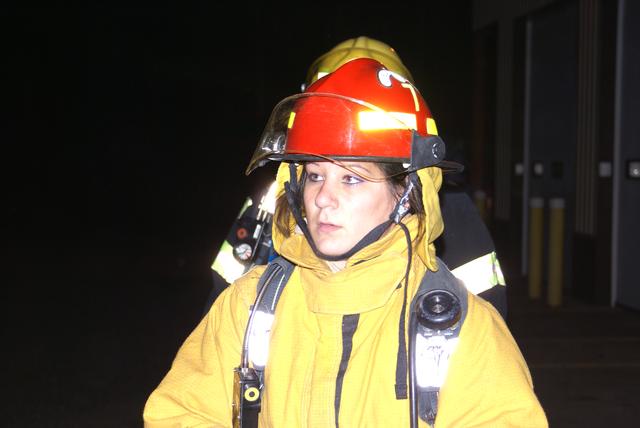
[
  {"x1": 246, "y1": 92, "x2": 416, "y2": 175},
  {"x1": 247, "y1": 58, "x2": 463, "y2": 176}
]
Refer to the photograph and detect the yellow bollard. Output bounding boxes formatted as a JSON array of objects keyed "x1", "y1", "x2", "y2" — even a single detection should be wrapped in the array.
[
  {"x1": 547, "y1": 198, "x2": 565, "y2": 307},
  {"x1": 474, "y1": 189, "x2": 487, "y2": 222},
  {"x1": 528, "y1": 197, "x2": 544, "y2": 299}
]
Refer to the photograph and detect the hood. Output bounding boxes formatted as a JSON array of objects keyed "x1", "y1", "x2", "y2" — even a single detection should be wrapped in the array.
[{"x1": 272, "y1": 162, "x2": 444, "y2": 272}]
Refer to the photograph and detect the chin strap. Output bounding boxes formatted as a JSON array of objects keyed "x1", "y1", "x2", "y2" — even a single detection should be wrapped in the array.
[
  {"x1": 283, "y1": 164, "x2": 422, "y2": 263},
  {"x1": 394, "y1": 221, "x2": 413, "y2": 399},
  {"x1": 391, "y1": 172, "x2": 422, "y2": 401}
]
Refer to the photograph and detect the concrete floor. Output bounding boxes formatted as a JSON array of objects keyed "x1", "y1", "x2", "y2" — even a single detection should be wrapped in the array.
[
  {"x1": 3, "y1": 238, "x2": 640, "y2": 427},
  {"x1": 506, "y1": 276, "x2": 640, "y2": 427}
]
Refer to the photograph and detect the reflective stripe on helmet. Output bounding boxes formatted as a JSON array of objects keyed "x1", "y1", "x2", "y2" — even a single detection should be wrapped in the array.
[
  {"x1": 426, "y1": 118, "x2": 438, "y2": 135},
  {"x1": 358, "y1": 111, "x2": 417, "y2": 131}
]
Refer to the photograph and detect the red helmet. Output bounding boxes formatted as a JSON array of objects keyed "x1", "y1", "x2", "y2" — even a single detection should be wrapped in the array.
[{"x1": 246, "y1": 58, "x2": 456, "y2": 175}]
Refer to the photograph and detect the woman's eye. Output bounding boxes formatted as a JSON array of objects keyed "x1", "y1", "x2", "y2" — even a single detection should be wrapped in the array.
[
  {"x1": 307, "y1": 173, "x2": 323, "y2": 182},
  {"x1": 343, "y1": 175, "x2": 363, "y2": 185}
]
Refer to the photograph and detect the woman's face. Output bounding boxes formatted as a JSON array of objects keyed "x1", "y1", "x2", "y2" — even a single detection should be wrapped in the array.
[{"x1": 303, "y1": 161, "x2": 399, "y2": 257}]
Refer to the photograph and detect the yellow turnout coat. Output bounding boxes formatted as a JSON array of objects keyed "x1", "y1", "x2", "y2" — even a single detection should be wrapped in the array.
[{"x1": 144, "y1": 166, "x2": 547, "y2": 427}]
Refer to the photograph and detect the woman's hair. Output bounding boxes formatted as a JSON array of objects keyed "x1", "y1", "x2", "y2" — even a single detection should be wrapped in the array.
[{"x1": 273, "y1": 162, "x2": 426, "y2": 238}]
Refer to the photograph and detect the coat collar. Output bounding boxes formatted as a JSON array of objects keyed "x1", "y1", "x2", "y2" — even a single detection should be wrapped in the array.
[{"x1": 278, "y1": 216, "x2": 421, "y2": 314}]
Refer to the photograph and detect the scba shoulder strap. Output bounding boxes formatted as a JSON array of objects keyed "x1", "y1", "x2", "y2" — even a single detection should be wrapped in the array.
[
  {"x1": 232, "y1": 256, "x2": 294, "y2": 428},
  {"x1": 234, "y1": 256, "x2": 467, "y2": 428},
  {"x1": 246, "y1": 256, "x2": 295, "y2": 372},
  {"x1": 409, "y1": 257, "x2": 468, "y2": 427}
]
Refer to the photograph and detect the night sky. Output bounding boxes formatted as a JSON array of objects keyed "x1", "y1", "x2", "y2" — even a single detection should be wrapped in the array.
[{"x1": 3, "y1": 2, "x2": 473, "y2": 425}]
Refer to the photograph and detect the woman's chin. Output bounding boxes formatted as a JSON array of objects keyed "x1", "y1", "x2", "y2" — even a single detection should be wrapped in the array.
[
  {"x1": 309, "y1": 229, "x2": 356, "y2": 258},
  {"x1": 314, "y1": 241, "x2": 352, "y2": 258}
]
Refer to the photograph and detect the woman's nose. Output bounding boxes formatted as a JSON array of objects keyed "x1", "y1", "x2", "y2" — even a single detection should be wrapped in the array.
[{"x1": 315, "y1": 180, "x2": 338, "y2": 209}]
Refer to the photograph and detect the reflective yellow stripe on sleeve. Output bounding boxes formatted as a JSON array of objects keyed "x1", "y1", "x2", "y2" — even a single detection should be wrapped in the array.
[
  {"x1": 450, "y1": 251, "x2": 506, "y2": 295},
  {"x1": 211, "y1": 241, "x2": 247, "y2": 284}
]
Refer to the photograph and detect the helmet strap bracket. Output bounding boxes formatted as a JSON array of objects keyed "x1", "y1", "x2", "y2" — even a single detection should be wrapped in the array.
[{"x1": 410, "y1": 132, "x2": 446, "y2": 170}]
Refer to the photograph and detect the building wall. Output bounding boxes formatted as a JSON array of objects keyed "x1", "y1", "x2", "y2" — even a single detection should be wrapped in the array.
[
  {"x1": 472, "y1": 0, "x2": 636, "y2": 307},
  {"x1": 528, "y1": 0, "x2": 579, "y2": 292},
  {"x1": 615, "y1": 0, "x2": 640, "y2": 310}
]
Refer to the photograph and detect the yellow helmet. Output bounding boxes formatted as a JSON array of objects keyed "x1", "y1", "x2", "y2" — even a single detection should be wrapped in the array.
[{"x1": 304, "y1": 36, "x2": 414, "y2": 89}]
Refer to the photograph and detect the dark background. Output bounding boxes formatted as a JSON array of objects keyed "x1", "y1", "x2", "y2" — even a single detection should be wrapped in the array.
[{"x1": 2, "y1": 2, "x2": 474, "y2": 426}]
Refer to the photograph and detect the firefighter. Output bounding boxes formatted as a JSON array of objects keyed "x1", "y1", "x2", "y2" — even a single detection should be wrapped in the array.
[
  {"x1": 145, "y1": 58, "x2": 546, "y2": 427},
  {"x1": 208, "y1": 36, "x2": 506, "y2": 319}
]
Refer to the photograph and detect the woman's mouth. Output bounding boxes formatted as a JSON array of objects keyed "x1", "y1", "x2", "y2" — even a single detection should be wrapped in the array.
[{"x1": 317, "y1": 222, "x2": 340, "y2": 233}]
